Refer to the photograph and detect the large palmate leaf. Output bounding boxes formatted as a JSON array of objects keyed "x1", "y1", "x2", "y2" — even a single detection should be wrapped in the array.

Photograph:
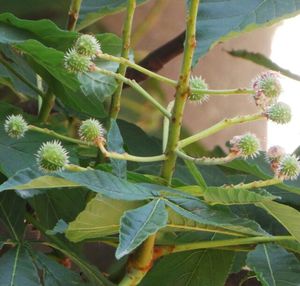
[
  {"x1": 66, "y1": 195, "x2": 140, "y2": 242},
  {"x1": 165, "y1": 197, "x2": 266, "y2": 236},
  {"x1": 116, "y1": 199, "x2": 168, "y2": 259},
  {"x1": 77, "y1": 0, "x2": 149, "y2": 30},
  {"x1": 193, "y1": 0, "x2": 300, "y2": 64},
  {"x1": 0, "y1": 191, "x2": 26, "y2": 240},
  {"x1": 204, "y1": 187, "x2": 277, "y2": 205},
  {"x1": 141, "y1": 239, "x2": 234, "y2": 286},
  {"x1": 247, "y1": 243, "x2": 300, "y2": 286},
  {"x1": 257, "y1": 201, "x2": 300, "y2": 243},
  {"x1": 0, "y1": 246, "x2": 40, "y2": 286}
]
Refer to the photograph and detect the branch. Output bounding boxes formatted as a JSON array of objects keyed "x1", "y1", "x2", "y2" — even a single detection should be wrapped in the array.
[
  {"x1": 125, "y1": 31, "x2": 185, "y2": 84},
  {"x1": 67, "y1": 0, "x2": 83, "y2": 31}
]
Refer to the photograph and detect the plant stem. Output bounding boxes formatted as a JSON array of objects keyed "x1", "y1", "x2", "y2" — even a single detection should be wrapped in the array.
[
  {"x1": 94, "y1": 67, "x2": 171, "y2": 118},
  {"x1": 37, "y1": 92, "x2": 56, "y2": 123},
  {"x1": 178, "y1": 113, "x2": 264, "y2": 149},
  {"x1": 109, "y1": 0, "x2": 136, "y2": 120},
  {"x1": 28, "y1": 125, "x2": 92, "y2": 146},
  {"x1": 183, "y1": 159, "x2": 207, "y2": 188},
  {"x1": 119, "y1": 235, "x2": 156, "y2": 286},
  {"x1": 177, "y1": 150, "x2": 238, "y2": 165},
  {"x1": 227, "y1": 178, "x2": 282, "y2": 190},
  {"x1": 161, "y1": 0, "x2": 200, "y2": 184},
  {"x1": 98, "y1": 54, "x2": 255, "y2": 96},
  {"x1": 96, "y1": 139, "x2": 167, "y2": 162},
  {"x1": 158, "y1": 235, "x2": 294, "y2": 255},
  {"x1": 98, "y1": 53, "x2": 176, "y2": 86},
  {"x1": 67, "y1": 0, "x2": 82, "y2": 31}
]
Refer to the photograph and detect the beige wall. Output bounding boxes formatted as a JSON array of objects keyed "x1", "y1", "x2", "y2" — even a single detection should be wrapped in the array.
[{"x1": 101, "y1": 0, "x2": 277, "y2": 150}]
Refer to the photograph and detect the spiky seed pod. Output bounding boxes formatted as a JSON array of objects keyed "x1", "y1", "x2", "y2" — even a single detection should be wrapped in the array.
[
  {"x1": 252, "y1": 71, "x2": 282, "y2": 99},
  {"x1": 278, "y1": 154, "x2": 300, "y2": 180},
  {"x1": 230, "y1": 133, "x2": 260, "y2": 158},
  {"x1": 74, "y1": 34, "x2": 102, "y2": 58},
  {"x1": 189, "y1": 76, "x2": 209, "y2": 103},
  {"x1": 64, "y1": 48, "x2": 92, "y2": 73},
  {"x1": 79, "y1": 119, "x2": 105, "y2": 142},
  {"x1": 4, "y1": 114, "x2": 28, "y2": 139},
  {"x1": 266, "y1": 102, "x2": 292, "y2": 124},
  {"x1": 252, "y1": 71, "x2": 282, "y2": 109},
  {"x1": 36, "y1": 140, "x2": 69, "y2": 172},
  {"x1": 266, "y1": 145, "x2": 286, "y2": 172}
]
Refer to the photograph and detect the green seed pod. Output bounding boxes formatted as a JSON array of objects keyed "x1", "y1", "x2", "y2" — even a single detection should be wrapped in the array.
[
  {"x1": 189, "y1": 76, "x2": 209, "y2": 103},
  {"x1": 252, "y1": 71, "x2": 282, "y2": 99},
  {"x1": 36, "y1": 140, "x2": 69, "y2": 172},
  {"x1": 74, "y1": 34, "x2": 102, "y2": 58},
  {"x1": 278, "y1": 154, "x2": 300, "y2": 180},
  {"x1": 230, "y1": 133, "x2": 260, "y2": 158},
  {"x1": 4, "y1": 114, "x2": 28, "y2": 139},
  {"x1": 79, "y1": 119, "x2": 105, "y2": 142},
  {"x1": 266, "y1": 102, "x2": 292, "y2": 124},
  {"x1": 64, "y1": 48, "x2": 92, "y2": 73}
]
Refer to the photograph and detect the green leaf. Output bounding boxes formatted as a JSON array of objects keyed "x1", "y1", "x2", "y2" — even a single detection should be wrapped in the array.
[
  {"x1": 78, "y1": 0, "x2": 148, "y2": 30},
  {"x1": 193, "y1": 0, "x2": 300, "y2": 64},
  {"x1": 0, "y1": 191, "x2": 26, "y2": 240},
  {"x1": 165, "y1": 197, "x2": 266, "y2": 236},
  {"x1": 247, "y1": 243, "x2": 300, "y2": 286},
  {"x1": 0, "y1": 45, "x2": 40, "y2": 98},
  {"x1": 66, "y1": 195, "x2": 140, "y2": 242},
  {"x1": 141, "y1": 248, "x2": 234, "y2": 286},
  {"x1": 0, "y1": 246, "x2": 40, "y2": 286},
  {"x1": 107, "y1": 119, "x2": 127, "y2": 178},
  {"x1": 35, "y1": 252, "x2": 87, "y2": 286},
  {"x1": 257, "y1": 201, "x2": 300, "y2": 243},
  {"x1": 166, "y1": 208, "x2": 249, "y2": 237},
  {"x1": 204, "y1": 187, "x2": 278, "y2": 205},
  {"x1": 0, "y1": 168, "x2": 161, "y2": 201},
  {"x1": 116, "y1": 199, "x2": 168, "y2": 259},
  {"x1": 229, "y1": 50, "x2": 300, "y2": 81},
  {"x1": 29, "y1": 188, "x2": 89, "y2": 229}
]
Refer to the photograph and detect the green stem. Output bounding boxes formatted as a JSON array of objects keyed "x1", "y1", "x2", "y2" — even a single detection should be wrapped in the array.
[
  {"x1": 183, "y1": 159, "x2": 207, "y2": 188},
  {"x1": 28, "y1": 125, "x2": 92, "y2": 146},
  {"x1": 161, "y1": 0, "x2": 200, "y2": 184},
  {"x1": 162, "y1": 100, "x2": 175, "y2": 152},
  {"x1": 37, "y1": 92, "x2": 56, "y2": 123},
  {"x1": 97, "y1": 54, "x2": 254, "y2": 96},
  {"x1": 227, "y1": 178, "x2": 282, "y2": 190},
  {"x1": 0, "y1": 56, "x2": 45, "y2": 98},
  {"x1": 94, "y1": 67, "x2": 171, "y2": 118},
  {"x1": 178, "y1": 113, "x2": 264, "y2": 149},
  {"x1": 97, "y1": 139, "x2": 167, "y2": 162},
  {"x1": 176, "y1": 150, "x2": 238, "y2": 165},
  {"x1": 118, "y1": 234, "x2": 156, "y2": 286},
  {"x1": 67, "y1": 0, "x2": 83, "y2": 31},
  {"x1": 109, "y1": 0, "x2": 136, "y2": 120},
  {"x1": 159, "y1": 235, "x2": 294, "y2": 255},
  {"x1": 98, "y1": 53, "x2": 176, "y2": 86}
]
